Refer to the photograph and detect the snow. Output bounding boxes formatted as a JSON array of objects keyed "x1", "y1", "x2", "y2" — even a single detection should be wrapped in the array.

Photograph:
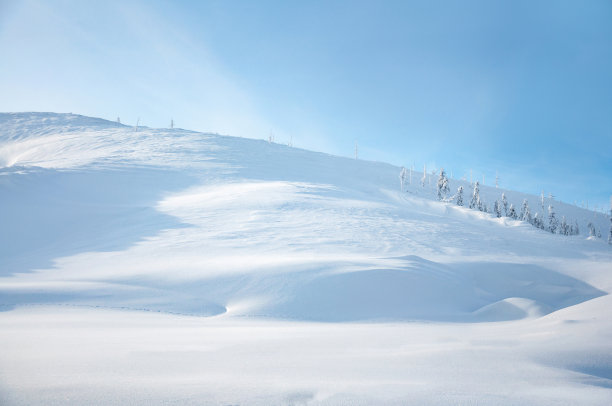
[{"x1": 0, "y1": 112, "x2": 611, "y2": 404}]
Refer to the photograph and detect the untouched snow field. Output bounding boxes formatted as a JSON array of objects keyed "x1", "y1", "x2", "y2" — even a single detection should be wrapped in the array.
[{"x1": 0, "y1": 112, "x2": 611, "y2": 405}]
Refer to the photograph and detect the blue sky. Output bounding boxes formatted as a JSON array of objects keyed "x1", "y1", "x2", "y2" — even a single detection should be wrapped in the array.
[{"x1": 1, "y1": 0, "x2": 611, "y2": 209}]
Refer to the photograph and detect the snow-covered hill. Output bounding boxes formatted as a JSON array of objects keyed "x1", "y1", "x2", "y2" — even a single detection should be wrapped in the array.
[{"x1": 0, "y1": 113, "x2": 611, "y2": 405}]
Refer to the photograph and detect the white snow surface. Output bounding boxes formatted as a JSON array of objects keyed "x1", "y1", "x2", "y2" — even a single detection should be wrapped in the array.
[{"x1": 0, "y1": 112, "x2": 611, "y2": 405}]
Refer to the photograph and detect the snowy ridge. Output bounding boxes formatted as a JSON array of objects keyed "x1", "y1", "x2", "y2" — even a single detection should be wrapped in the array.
[{"x1": 0, "y1": 113, "x2": 611, "y2": 405}]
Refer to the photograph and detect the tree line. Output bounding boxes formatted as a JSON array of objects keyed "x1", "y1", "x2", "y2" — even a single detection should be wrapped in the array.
[{"x1": 401, "y1": 167, "x2": 611, "y2": 243}]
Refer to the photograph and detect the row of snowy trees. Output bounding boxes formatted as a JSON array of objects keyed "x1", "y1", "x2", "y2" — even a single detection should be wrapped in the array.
[
  {"x1": 401, "y1": 167, "x2": 611, "y2": 243},
  {"x1": 431, "y1": 168, "x2": 610, "y2": 240}
]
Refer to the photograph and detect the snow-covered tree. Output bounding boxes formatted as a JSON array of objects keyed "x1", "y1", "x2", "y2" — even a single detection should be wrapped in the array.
[
  {"x1": 519, "y1": 200, "x2": 529, "y2": 220},
  {"x1": 409, "y1": 166, "x2": 412, "y2": 185},
  {"x1": 456, "y1": 186, "x2": 464, "y2": 206},
  {"x1": 399, "y1": 167, "x2": 408, "y2": 192},
  {"x1": 508, "y1": 204, "x2": 517, "y2": 219},
  {"x1": 608, "y1": 215, "x2": 612, "y2": 245},
  {"x1": 560, "y1": 216, "x2": 569, "y2": 235},
  {"x1": 574, "y1": 220, "x2": 580, "y2": 235},
  {"x1": 524, "y1": 207, "x2": 532, "y2": 224},
  {"x1": 533, "y1": 212, "x2": 544, "y2": 229},
  {"x1": 436, "y1": 168, "x2": 450, "y2": 200},
  {"x1": 493, "y1": 201, "x2": 502, "y2": 218},
  {"x1": 587, "y1": 222, "x2": 596, "y2": 237},
  {"x1": 469, "y1": 181, "x2": 480, "y2": 209},
  {"x1": 421, "y1": 164, "x2": 427, "y2": 188},
  {"x1": 501, "y1": 193, "x2": 509, "y2": 216},
  {"x1": 522, "y1": 202, "x2": 532, "y2": 224},
  {"x1": 548, "y1": 205, "x2": 558, "y2": 234}
]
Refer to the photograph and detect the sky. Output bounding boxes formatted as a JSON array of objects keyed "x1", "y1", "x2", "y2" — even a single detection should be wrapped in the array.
[{"x1": 1, "y1": 0, "x2": 611, "y2": 210}]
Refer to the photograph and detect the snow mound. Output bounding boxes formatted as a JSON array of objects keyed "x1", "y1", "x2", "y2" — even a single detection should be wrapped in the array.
[{"x1": 258, "y1": 257, "x2": 603, "y2": 322}]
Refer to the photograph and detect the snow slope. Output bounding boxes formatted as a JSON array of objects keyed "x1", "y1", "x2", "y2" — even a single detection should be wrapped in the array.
[{"x1": 0, "y1": 112, "x2": 611, "y2": 405}]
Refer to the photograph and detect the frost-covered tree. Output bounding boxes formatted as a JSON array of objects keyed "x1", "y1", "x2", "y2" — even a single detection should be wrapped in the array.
[
  {"x1": 608, "y1": 215, "x2": 612, "y2": 245},
  {"x1": 456, "y1": 186, "x2": 464, "y2": 206},
  {"x1": 399, "y1": 167, "x2": 408, "y2": 192},
  {"x1": 548, "y1": 205, "x2": 558, "y2": 234},
  {"x1": 409, "y1": 166, "x2": 413, "y2": 185},
  {"x1": 524, "y1": 207, "x2": 532, "y2": 224},
  {"x1": 560, "y1": 216, "x2": 569, "y2": 235},
  {"x1": 574, "y1": 220, "x2": 580, "y2": 235},
  {"x1": 519, "y1": 200, "x2": 529, "y2": 220},
  {"x1": 501, "y1": 193, "x2": 509, "y2": 216},
  {"x1": 421, "y1": 164, "x2": 427, "y2": 188},
  {"x1": 533, "y1": 212, "x2": 544, "y2": 229},
  {"x1": 437, "y1": 168, "x2": 450, "y2": 200},
  {"x1": 587, "y1": 222, "x2": 596, "y2": 237},
  {"x1": 508, "y1": 204, "x2": 517, "y2": 219},
  {"x1": 521, "y1": 201, "x2": 532, "y2": 224},
  {"x1": 493, "y1": 201, "x2": 502, "y2": 218},
  {"x1": 469, "y1": 181, "x2": 481, "y2": 210}
]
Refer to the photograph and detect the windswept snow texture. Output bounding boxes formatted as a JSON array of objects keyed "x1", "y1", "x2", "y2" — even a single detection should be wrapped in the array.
[{"x1": 0, "y1": 112, "x2": 611, "y2": 405}]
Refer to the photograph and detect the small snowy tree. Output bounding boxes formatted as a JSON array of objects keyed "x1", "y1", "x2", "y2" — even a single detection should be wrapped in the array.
[
  {"x1": 493, "y1": 201, "x2": 502, "y2": 218},
  {"x1": 522, "y1": 201, "x2": 532, "y2": 224},
  {"x1": 421, "y1": 165, "x2": 427, "y2": 188},
  {"x1": 519, "y1": 200, "x2": 529, "y2": 220},
  {"x1": 508, "y1": 204, "x2": 517, "y2": 219},
  {"x1": 548, "y1": 205, "x2": 558, "y2": 234},
  {"x1": 560, "y1": 216, "x2": 569, "y2": 235},
  {"x1": 469, "y1": 181, "x2": 481, "y2": 210},
  {"x1": 501, "y1": 193, "x2": 509, "y2": 216},
  {"x1": 608, "y1": 215, "x2": 612, "y2": 245},
  {"x1": 456, "y1": 186, "x2": 464, "y2": 206},
  {"x1": 409, "y1": 165, "x2": 413, "y2": 185},
  {"x1": 437, "y1": 168, "x2": 450, "y2": 200},
  {"x1": 524, "y1": 207, "x2": 532, "y2": 224},
  {"x1": 574, "y1": 220, "x2": 580, "y2": 235},
  {"x1": 533, "y1": 212, "x2": 544, "y2": 229},
  {"x1": 587, "y1": 222, "x2": 596, "y2": 237},
  {"x1": 399, "y1": 167, "x2": 408, "y2": 192}
]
